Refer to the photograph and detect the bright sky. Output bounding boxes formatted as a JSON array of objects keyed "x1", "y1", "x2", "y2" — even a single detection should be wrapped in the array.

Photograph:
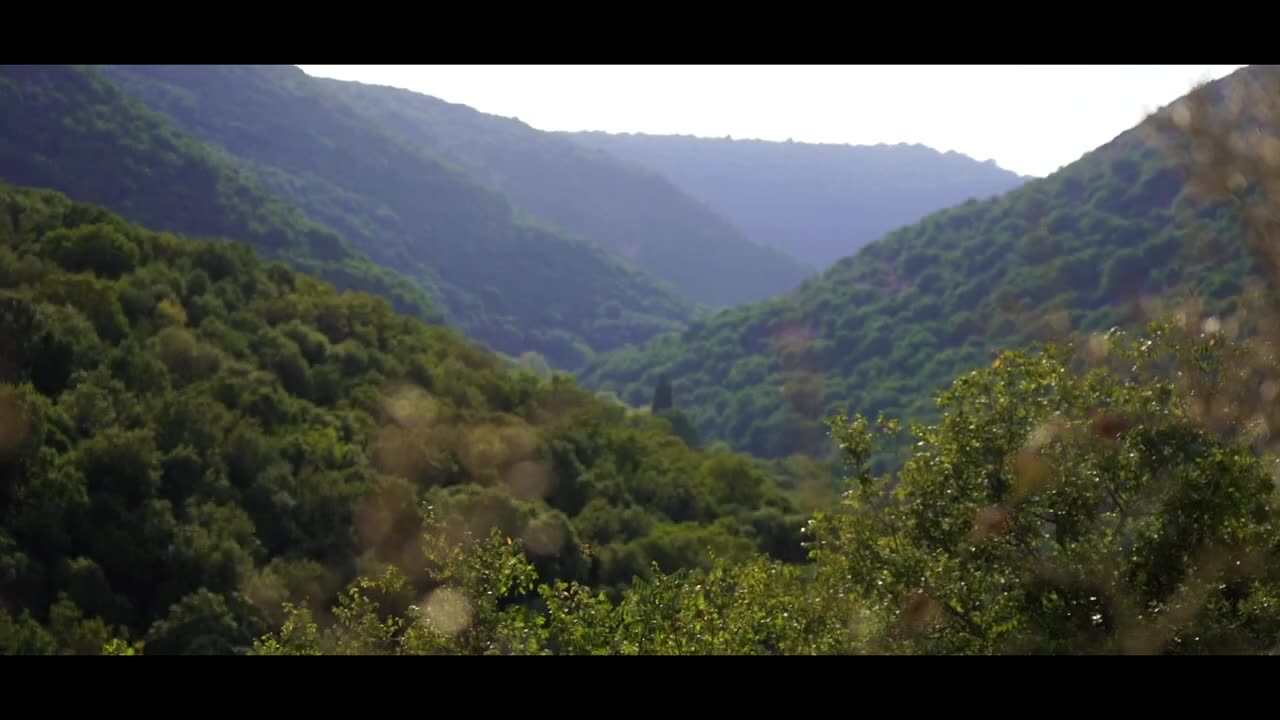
[{"x1": 297, "y1": 65, "x2": 1244, "y2": 178}]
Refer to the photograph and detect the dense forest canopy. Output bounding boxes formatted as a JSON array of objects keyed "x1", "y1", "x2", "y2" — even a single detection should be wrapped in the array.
[
  {"x1": 249, "y1": 64, "x2": 1280, "y2": 655},
  {"x1": 3, "y1": 63, "x2": 1280, "y2": 655},
  {"x1": 306, "y1": 75, "x2": 818, "y2": 307},
  {"x1": 0, "y1": 181, "x2": 827, "y2": 654},
  {"x1": 0, "y1": 64, "x2": 443, "y2": 328},
  {"x1": 579, "y1": 72, "x2": 1255, "y2": 467},
  {"x1": 89, "y1": 64, "x2": 707, "y2": 371}
]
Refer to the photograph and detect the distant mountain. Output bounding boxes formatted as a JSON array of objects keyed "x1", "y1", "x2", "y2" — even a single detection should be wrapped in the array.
[
  {"x1": 0, "y1": 64, "x2": 443, "y2": 326},
  {"x1": 304, "y1": 75, "x2": 817, "y2": 307},
  {"x1": 579, "y1": 67, "x2": 1257, "y2": 464},
  {"x1": 95, "y1": 64, "x2": 700, "y2": 370},
  {"x1": 563, "y1": 132, "x2": 1031, "y2": 270}
]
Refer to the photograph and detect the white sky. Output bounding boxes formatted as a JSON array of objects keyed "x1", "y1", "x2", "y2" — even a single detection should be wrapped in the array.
[{"x1": 297, "y1": 64, "x2": 1244, "y2": 178}]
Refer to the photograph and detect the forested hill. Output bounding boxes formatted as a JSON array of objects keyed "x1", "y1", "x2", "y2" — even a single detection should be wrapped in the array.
[
  {"x1": 0, "y1": 180, "x2": 826, "y2": 655},
  {"x1": 564, "y1": 131, "x2": 1031, "y2": 270},
  {"x1": 0, "y1": 64, "x2": 442, "y2": 327},
  {"x1": 87, "y1": 64, "x2": 699, "y2": 370},
  {"x1": 305, "y1": 75, "x2": 816, "y2": 307},
  {"x1": 580, "y1": 67, "x2": 1257, "y2": 463}
]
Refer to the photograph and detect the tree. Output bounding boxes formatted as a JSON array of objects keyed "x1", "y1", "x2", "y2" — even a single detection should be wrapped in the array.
[
  {"x1": 657, "y1": 407, "x2": 701, "y2": 448},
  {"x1": 651, "y1": 375, "x2": 673, "y2": 413},
  {"x1": 816, "y1": 332, "x2": 1280, "y2": 655}
]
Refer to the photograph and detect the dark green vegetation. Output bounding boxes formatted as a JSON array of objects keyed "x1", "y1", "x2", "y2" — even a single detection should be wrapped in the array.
[
  {"x1": 566, "y1": 131, "x2": 1030, "y2": 269},
  {"x1": 580, "y1": 72, "x2": 1253, "y2": 465},
  {"x1": 238, "y1": 82, "x2": 1280, "y2": 649},
  {"x1": 256, "y1": 329, "x2": 1280, "y2": 655},
  {"x1": 0, "y1": 64, "x2": 443, "y2": 328},
  {"x1": 84, "y1": 64, "x2": 708, "y2": 371},
  {"x1": 307, "y1": 76, "x2": 816, "y2": 307},
  {"x1": 6, "y1": 64, "x2": 1280, "y2": 655},
  {"x1": 0, "y1": 182, "x2": 825, "y2": 654}
]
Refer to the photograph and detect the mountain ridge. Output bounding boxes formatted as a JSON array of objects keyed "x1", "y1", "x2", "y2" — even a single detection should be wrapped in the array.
[
  {"x1": 94, "y1": 64, "x2": 703, "y2": 370},
  {"x1": 302, "y1": 72, "x2": 818, "y2": 307},
  {"x1": 0, "y1": 64, "x2": 445, "y2": 328},
  {"x1": 562, "y1": 130, "x2": 1033, "y2": 270},
  {"x1": 578, "y1": 66, "x2": 1258, "y2": 464}
]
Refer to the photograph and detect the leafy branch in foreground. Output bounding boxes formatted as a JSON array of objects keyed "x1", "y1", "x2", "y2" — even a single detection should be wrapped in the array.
[{"x1": 816, "y1": 331, "x2": 1280, "y2": 655}]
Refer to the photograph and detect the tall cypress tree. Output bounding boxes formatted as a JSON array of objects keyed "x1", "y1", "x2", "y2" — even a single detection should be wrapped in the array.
[{"x1": 651, "y1": 374, "x2": 673, "y2": 413}]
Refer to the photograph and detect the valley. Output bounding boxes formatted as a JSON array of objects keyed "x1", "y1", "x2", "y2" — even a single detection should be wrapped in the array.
[{"x1": 1, "y1": 63, "x2": 1276, "y2": 656}]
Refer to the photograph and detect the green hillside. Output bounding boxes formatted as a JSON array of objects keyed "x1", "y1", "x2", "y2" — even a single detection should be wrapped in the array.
[
  {"x1": 0, "y1": 64, "x2": 442, "y2": 327},
  {"x1": 5, "y1": 64, "x2": 1280, "y2": 656},
  {"x1": 95, "y1": 64, "x2": 701, "y2": 370},
  {"x1": 0, "y1": 180, "x2": 825, "y2": 654},
  {"x1": 7, "y1": 171, "x2": 1277, "y2": 654},
  {"x1": 565, "y1": 131, "x2": 1030, "y2": 269},
  {"x1": 309, "y1": 75, "x2": 816, "y2": 307},
  {"x1": 251, "y1": 329, "x2": 1280, "y2": 655},
  {"x1": 580, "y1": 69, "x2": 1254, "y2": 464}
]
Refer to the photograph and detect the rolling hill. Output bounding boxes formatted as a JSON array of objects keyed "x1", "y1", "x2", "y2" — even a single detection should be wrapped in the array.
[
  {"x1": 0, "y1": 64, "x2": 443, "y2": 327},
  {"x1": 90, "y1": 63, "x2": 701, "y2": 370},
  {"x1": 564, "y1": 132, "x2": 1031, "y2": 270},
  {"x1": 0, "y1": 179, "x2": 824, "y2": 654},
  {"x1": 4, "y1": 63, "x2": 1279, "y2": 656},
  {"x1": 306, "y1": 75, "x2": 817, "y2": 307},
  {"x1": 579, "y1": 67, "x2": 1258, "y2": 464}
]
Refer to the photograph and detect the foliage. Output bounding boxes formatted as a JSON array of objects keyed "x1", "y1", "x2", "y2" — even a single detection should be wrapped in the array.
[
  {"x1": 242, "y1": 65, "x2": 1280, "y2": 656},
  {"x1": 250, "y1": 328, "x2": 1280, "y2": 655},
  {"x1": 651, "y1": 374, "x2": 673, "y2": 413},
  {"x1": 0, "y1": 64, "x2": 442, "y2": 328},
  {"x1": 95, "y1": 64, "x2": 702, "y2": 369},
  {"x1": 0, "y1": 182, "x2": 816, "y2": 654},
  {"x1": 580, "y1": 67, "x2": 1260, "y2": 467},
  {"x1": 816, "y1": 334, "x2": 1280, "y2": 654},
  {"x1": 9, "y1": 64, "x2": 1280, "y2": 656},
  {"x1": 309, "y1": 77, "x2": 816, "y2": 307}
]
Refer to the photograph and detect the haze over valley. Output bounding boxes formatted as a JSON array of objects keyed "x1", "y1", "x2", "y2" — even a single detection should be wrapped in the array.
[{"x1": 4, "y1": 63, "x2": 1277, "y2": 656}]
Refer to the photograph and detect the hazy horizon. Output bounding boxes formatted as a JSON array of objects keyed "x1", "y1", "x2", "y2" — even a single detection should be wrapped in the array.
[{"x1": 296, "y1": 64, "x2": 1243, "y2": 178}]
